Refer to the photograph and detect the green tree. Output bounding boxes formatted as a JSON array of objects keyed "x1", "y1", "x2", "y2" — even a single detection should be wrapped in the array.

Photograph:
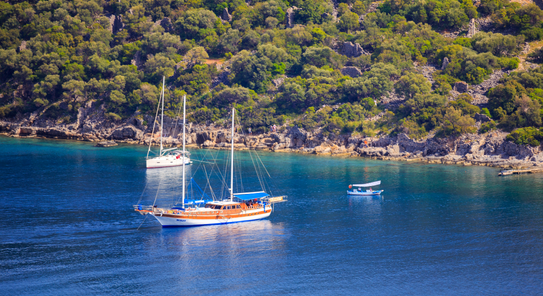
[
  {"x1": 184, "y1": 46, "x2": 209, "y2": 68},
  {"x1": 439, "y1": 106, "x2": 477, "y2": 136},
  {"x1": 395, "y1": 72, "x2": 432, "y2": 99},
  {"x1": 338, "y1": 12, "x2": 360, "y2": 32},
  {"x1": 230, "y1": 50, "x2": 272, "y2": 93}
]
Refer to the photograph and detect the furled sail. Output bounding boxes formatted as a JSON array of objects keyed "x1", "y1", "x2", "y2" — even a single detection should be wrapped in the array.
[{"x1": 352, "y1": 181, "x2": 381, "y2": 187}]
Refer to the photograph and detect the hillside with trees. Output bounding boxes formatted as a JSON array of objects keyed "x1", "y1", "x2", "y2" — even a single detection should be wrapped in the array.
[{"x1": 1, "y1": 0, "x2": 543, "y2": 147}]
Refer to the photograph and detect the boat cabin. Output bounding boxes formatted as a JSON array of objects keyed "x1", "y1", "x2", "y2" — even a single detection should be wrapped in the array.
[
  {"x1": 204, "y1": 200, "x2": 262, "y2": 211},
  {"x1": 205, "y1": 203, "x2": 242, "y2": 210}
]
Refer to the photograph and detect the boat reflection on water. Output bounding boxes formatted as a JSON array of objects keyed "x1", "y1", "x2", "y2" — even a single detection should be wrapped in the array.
[
  {"x1": 140, "y1": 220, "x2": 288, "y2": 281},
  {"x1": 170, "y1": 220, "x2": 286, "y2": 248},
  {"x1": 348, "y1": 194, "x2": 384, "y2": 217},
  {"x1": 145, "y1": 164, "x2": 191, "y2": 188}
]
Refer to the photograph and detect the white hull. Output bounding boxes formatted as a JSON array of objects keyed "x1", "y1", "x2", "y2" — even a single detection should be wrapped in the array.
[
  {"x1": 347, "y1": 190, "x2": 384, "y2": 196},
  {"x1": 146, "y1": 156, "x2": 190, "y2": 168},
  {"x1": 151, "y1": 210, "x2": 272, "y2": 227}
]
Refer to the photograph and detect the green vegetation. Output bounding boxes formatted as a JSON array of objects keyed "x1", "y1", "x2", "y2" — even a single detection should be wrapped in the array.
[{"x1": 0, "y1": 0, "x2": 542, "y2": 146}]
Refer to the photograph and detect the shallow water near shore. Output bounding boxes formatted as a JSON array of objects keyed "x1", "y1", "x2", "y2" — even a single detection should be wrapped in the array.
[{"x1": 1, "y1": 136, "x2": 543, "y2": 295}]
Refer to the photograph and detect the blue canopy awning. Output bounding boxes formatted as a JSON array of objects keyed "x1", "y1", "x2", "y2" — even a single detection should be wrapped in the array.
[{"x1": 233, "y1": 191, "x2": 269, "y2": 200}]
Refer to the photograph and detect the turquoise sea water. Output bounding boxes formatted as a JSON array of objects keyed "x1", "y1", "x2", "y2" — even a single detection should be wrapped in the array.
[{"x1": 1, "y1": 136, "x2": 543, "y2": 295}]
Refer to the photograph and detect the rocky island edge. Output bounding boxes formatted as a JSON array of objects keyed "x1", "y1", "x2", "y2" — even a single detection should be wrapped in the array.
[{"x1": 1, "y1": 105, "x2": 542, "y2": 171}]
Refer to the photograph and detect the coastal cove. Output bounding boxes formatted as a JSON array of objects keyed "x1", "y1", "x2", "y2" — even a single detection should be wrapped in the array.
[
  {"x1": 2, "y1": 117, "x2": 543, "y2": 170},
  {"x1": 1, "y1": 136, "x2": 543, "y2": 295}
]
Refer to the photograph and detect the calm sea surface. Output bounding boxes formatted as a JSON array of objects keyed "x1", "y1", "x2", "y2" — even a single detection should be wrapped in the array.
[{"x1": 1, "y1": 136, "x2": 543, "y2": 295}]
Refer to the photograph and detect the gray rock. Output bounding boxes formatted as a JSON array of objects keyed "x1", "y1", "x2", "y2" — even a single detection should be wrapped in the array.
[
  {"x1": 221, "y1": 8, "x2": 232, "y2": 22},
  {"x1": 286, "y1": 126, "x2": 307, "y2": 148},
  {"x1": 18, "y1": 40, "x2": 27, "y2": 52},
  {"x1": 286, "y1": 7, "x2": 296, "y2": 28},
  {"x1": 211, "y1": 70, "x2": 231, "y2": 88},
  {"x1": 454, "y1": 81, "x2": 469, "y2": 93},
  {"x1": 110, "y1": 125, "x2": 141, "y2": 140},
  {"x1": 341, "y1": 42, "x2": 368, "y2": 57},
  {"x1": 95, "y1": 141, "x2": 118, "y2": 147},
  {"x1": 341, "y1": 66, "x2": 363, "y2": 78},
  {"x1": 109, "y1": 15, "x2": 125, "y2": 34},
  {"x1": 131, "y1": 50, "x2": 143, "y2": 70},
  {"x1": 467, "y1": 18, "x2": 477, "y2": 38},
  {"x1": 474, "y1": 113, "x2": 491, "y2": 123},
  {"x1": 441, "y1": 57, "x2": 449, "y2": 70},
  {"x1": 272, "y1": 77, "x2": 285, "y2": 87},
  {"x1": 154, "y1": 17, "x2": 173, "y2": 32}
]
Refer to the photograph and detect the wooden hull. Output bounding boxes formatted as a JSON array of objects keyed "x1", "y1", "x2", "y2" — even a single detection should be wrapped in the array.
[
  {"x1": 153, "y1": 210, "x2": 272, "y2": 226},
  {"x1": 141, "y1": 207, "x2": 273, "y2": 227}
]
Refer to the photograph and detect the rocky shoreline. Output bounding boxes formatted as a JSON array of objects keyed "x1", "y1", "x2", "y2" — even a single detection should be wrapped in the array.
[{"x1": 2, "y1": 109, "x2": 543, "y2": 171}]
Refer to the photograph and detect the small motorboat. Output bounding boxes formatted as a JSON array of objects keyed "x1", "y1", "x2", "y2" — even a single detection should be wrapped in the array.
[{"x1": 347, "y1": 180, "x2": 384, "y2": 196}]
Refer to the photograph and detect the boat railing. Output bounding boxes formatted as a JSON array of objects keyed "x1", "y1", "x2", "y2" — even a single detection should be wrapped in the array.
[{"x1": 133, "y1": 205, "x2": 154, "y2": 212}]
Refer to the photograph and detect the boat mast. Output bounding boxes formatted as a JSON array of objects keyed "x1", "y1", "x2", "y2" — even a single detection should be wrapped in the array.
[
  {"x1": 230, "y1": 107, "x2": 234, "y2": 202},
  {"x1": 160, "y1": 76, "x2": 164, "y2": 153},
  {"x1": 182, "y1": 94, "x2": 186, "y2": 208}
]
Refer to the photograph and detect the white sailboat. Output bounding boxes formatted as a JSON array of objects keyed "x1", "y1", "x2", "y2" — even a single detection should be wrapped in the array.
[
  {"x1": 146, "y1": 77, "x2": 191, "y2": 169},
  {"x1": 135, "y1": 107, "x2": 287, "y2": 227}
]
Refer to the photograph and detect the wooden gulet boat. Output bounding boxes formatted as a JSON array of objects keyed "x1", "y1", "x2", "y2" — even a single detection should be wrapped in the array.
[{"x1": 135, "y1": 107, "x2": 286, "y2": 227}]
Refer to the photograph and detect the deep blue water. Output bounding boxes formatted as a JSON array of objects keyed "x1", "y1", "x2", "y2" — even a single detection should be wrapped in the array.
[{"x1": 1, "y1": 136, "x2": 543, "y2": 295}]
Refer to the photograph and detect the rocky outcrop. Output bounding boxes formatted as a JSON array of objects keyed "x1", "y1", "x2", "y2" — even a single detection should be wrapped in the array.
[
  {"x1": 221, "y1": 8, "x2": 232, "y2": 22},
  {"x1": 454, "y1": 81, "x2": 469, "y2": 93},
  {"x1": 474, "y1": 113, "x2": 491, "y2": 122},
  {"x1": 109, "y1": 125, "x2": 142, "y2": 140},
  {"x1": 467, "y1": 18, "x2": 477, "y2": 38},
  {"x1": 468, "y1": 69, "x2": 510, "y2": 106},
  {"x1": 286, "y1": 7, "x2": 297, "y2": 28},
  {"x1": 131, "y1": 50, "x2": 144, "y2": 70},
  {"x1": 441, "y1": 57, "x2": 449, "y2": 70},
  {"x1": 341, "y1": 42, "x2": 368, "y2": 57},
  {"x1": 108, "y1": 14, "x2": 125, "y2": 34},
  {"x1": 2, "y1": 103, "x2": 542, "y2": 170},
  {"x1": 154, "y1": 17, "x2": 173, "y2": 32},
  {"x1": 341, "y1": 66, "x2": 363, "y2": 77},
  {"x1": 95, "y1": 141, "x2": 118, "y2": 147},
  {"x1": 18, "y1": 41, "x2": 27, "y2": 52}
]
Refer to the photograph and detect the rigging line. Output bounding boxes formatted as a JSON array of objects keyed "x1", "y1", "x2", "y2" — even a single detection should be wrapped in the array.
[
  {"x1": 238, "y1": 153, "x2": 244, "y2": 193},
  {"x1": 147, "y1": 87, "x2": 162, "y2": 158},
  {"x1": 200, "y1": 149, "x2": 222, "y2": 196},
  {"x1": 203, "y1": 165, "x2": 217, "y2": 201},
  {"x1": 201, "y1": 148, "x2": 228, "y2": 199},
  {"x1": 258, "y1": 157, "x2": 274, "y2": 196},
  {"x1": 137, "y1": 214, "x2": 149, "y2": 231},
  {"x1": 248, "y1": 148, "x2": 265, "y2": 192},
  {"x1": 136, "y1": 178, "x2": 151, "y2": 205},
  {"x1": 250, "y1": 148, "x2": 272, "y2": 195},
  {"x1": 250, "y1": 147, "x2": 267, "y2": 192},
  {"x1": 171, "y1": 95, "x2": 183, "y2": 140},
  {"x1": 191, "y1": 159, "x2": 217, "y2": 165},
  {"x1": 234, "y1": 141, "x2": 242, "y2": 193},
  {"x1": 152, "y1": 177, "x2": 162, "y2": 208},
  {"x1": 176, "y1": 166, "x2": 184, "y2": 206},
  {"x1": 219, "y1": 147, "x2": 230, "y2": 199},
  {"x1": 233, "y1": 116, "x2": 244, "y2": 193},
  {"x1": 255, "y1": 149, "x2": 272, "y2": 178}
]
